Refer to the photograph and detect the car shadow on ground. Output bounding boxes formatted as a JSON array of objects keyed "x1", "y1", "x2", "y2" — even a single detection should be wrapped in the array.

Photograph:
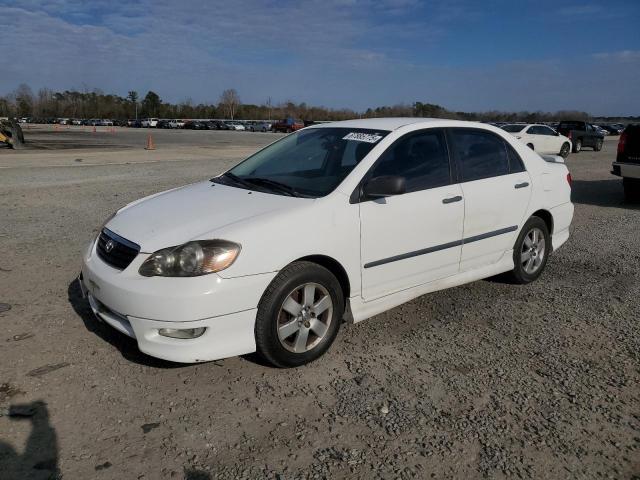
[
  {"x1": 67, "y1": 279, "x2": 185, "y2": 369},
  {"x1": 571, "y1": 179, "x2": 639, "y2": 209},
  {"x1": 0, "y1": 401, "x2": 59, "y2": 480}
]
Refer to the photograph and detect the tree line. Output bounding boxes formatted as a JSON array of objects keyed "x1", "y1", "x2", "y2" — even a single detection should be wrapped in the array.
[{"x1": 1, "y1": 83, "x2": 634, "y2": 124}]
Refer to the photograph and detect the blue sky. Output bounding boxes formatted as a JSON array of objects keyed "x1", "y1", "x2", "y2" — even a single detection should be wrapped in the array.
[{"x1": 1, "y1": 0, "x2": 639, "y2": 115}]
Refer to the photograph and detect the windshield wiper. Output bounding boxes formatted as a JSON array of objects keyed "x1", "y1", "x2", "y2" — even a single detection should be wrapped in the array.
[
  {"x1": 243, "y1": 177, "x2": 307, "y2": 197},
  {"x1": 212, "y1": 172, "x2": 255, "y2": 189}
]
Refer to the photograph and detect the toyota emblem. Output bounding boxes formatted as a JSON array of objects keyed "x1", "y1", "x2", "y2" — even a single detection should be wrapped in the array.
[{"x1": 105, "y1": 239, "x2": 115, "y2": 253}]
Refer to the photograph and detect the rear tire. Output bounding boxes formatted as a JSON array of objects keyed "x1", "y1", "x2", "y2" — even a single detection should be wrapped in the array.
[
  {"x1": 506, "y1": 216, "x2": 551, "y2": 285},
  {"x1": 572, "y1": 139, "x2": 582, "y2": 153},
  {"x1": 559, "y1": 142, "x2": 570, "y2": 158},
  {"x1": 255, "y1": 261, "x2": 344, "y2": 368}
]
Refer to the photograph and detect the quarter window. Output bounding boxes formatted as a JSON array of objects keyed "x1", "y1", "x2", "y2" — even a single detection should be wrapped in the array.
[
  {"x1": 450, "y1": 129, "x2": 510, "y2": 182},
  {"x1": 367, "y1": 130, "x2": 451, "y2": 193}
]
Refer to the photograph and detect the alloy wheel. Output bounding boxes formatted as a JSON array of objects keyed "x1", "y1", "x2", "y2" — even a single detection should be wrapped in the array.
[
  {"x1": 521, "y1": 227, "x2": 546, "y2": 275},
  {"x1": 277, "y1": 283, "x2": 333, "y2": 353}
]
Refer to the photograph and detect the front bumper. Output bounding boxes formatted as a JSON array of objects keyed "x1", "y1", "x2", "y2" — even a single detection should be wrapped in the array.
[{"x1": 79, "y1": 239, "x2": 277, "y2": 363}]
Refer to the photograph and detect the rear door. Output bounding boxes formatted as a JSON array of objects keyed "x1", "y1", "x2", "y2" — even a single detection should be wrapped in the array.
[
  {"x1": 448, "y1": 128, "x2": 532, "y2": 271},
  {"x1": 359, "y1": 129, "x2": 464, "y2": 300},
  {"x1": 535, "y1": 125, "x2": 561, "y2": 153}
]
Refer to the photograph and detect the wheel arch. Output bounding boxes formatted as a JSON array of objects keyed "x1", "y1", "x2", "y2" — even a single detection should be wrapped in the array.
[
  {"x1": 531, "y1": 209, "x2": 553, "y2": 235},
  {"x1": 294, "y1": 254, "x2": 351, "y2": 300}
]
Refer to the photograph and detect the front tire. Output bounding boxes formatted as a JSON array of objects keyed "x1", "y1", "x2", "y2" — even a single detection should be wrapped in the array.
[
  {"x1": 572, "y1": 139, "x2": 582, "y2": 153},
  {"x1": 594, "y1": 138, "x2": 603, "y2": 151},
  {"x1": 507, "y1": 217, "x2": 551, "y2": 284},
  {"x1": 559, "y1": 142, "x2": 570, "y2": 158},
  {"x1": 255, "y1": 261, "x2": 344, "y2": 368}
]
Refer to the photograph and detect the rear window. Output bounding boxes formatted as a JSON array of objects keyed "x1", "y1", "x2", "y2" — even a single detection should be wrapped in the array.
[{"x1": 451, "y1": 129, "x2": 510, "y2": 182}]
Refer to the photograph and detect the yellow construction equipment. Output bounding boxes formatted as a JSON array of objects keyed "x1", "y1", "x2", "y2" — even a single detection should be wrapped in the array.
[{"x1": 0, "y1": 119, "x2": 24, "y2": 149}]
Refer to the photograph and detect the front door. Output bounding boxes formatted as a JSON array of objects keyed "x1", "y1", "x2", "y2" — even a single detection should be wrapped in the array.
[{"x1": 359, "y1": 129, "x2": 464, "y2": 300}]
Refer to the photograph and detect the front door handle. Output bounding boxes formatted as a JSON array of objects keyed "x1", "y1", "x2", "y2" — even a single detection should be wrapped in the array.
[
  {"x1": 514, "y1": 182, "x2": 529, "y2": 189},
  {"x1": 442, "y1": 195, "x2": 463, "y2": 204}
]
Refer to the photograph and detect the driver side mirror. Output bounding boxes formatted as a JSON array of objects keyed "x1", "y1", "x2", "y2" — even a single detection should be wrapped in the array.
[{"x1": 362, "y1": 175, "x2": 406, "y2": 200}]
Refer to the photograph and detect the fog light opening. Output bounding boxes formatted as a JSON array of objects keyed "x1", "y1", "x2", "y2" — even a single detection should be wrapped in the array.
[{"x1": 158, "y1": 327, "x2": 206, "y2": 339}]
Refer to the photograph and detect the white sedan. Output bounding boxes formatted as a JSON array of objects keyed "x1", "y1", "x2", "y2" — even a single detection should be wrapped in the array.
[
  {"x1": 502, "y1": 124, "x2": 572, "y2": 158},
  {"x1": 79, "y1": 118, "x2": 573, "y2": 367}
]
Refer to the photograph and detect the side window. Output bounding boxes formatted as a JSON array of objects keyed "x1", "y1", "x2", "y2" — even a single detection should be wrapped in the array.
[
  {"x1": 505, "y1": 142, "x2": 526, "y2": 173},
  {"x1": 540, "y1": 126, "x2": 555, "y2": 136},
  {"x1": 526, "y1": 126, "x2": 537, "y2": 134},
  {"x1": 451, "y1": 129, "x2": 510, "y2": 182},
  {"x1": 367, "y1": 130, "x2": 451, "y2": 193}
]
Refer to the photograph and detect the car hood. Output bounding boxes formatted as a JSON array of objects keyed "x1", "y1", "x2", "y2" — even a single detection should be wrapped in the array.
[{"x1": 106, "y1": 180, "x2": 304, "y2": 252}]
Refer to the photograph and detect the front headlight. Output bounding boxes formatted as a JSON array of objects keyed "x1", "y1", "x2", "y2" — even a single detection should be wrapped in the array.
[{"x1": 138, "y1": 240, "x2": 241, "y2": 277}]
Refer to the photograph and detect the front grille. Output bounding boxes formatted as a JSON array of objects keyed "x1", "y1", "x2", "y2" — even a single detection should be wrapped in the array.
[{"x1": 96, "y1": 228, "x2": 140, "y2": 270}]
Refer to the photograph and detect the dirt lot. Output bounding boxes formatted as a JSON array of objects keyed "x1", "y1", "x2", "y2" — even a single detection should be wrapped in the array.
[{"x1": 0, "y1": 127, "x2": 638, "y2": 479}]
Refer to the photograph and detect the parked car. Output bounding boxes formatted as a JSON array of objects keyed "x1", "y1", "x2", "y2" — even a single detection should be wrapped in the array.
[
  {"x1": 141, "y1": 118, "x2": 159, "y2": 128},
  {"x1": 601, "y1": 125, "x2": 623, "y2": 135},
  {"x1": 79, "y1": 118, "x2": 573, "y2": 366},
  {"x1": 248, "y1": 121, "x2": 272, "y2": 132},
  {"x1": 99, "y1": 119, "x2": 114, "y2": 127},
  {"x1": 556, "y1": 121, "x2": 604, "y2": 153},
  {"x1": 168, "y1": 119, "x2": 185, "y2": 129},
  {"x1": 594, "y1": 125, "x2": 609, "y2": 137},
  {"x1": 183, "y1": 121, "x2": 207, "y2": 130},
  {"x1": 502, "y1": 124, "x2": 572, "y2": 158},
  {"x1": 611, "y1": 124, "x2": 640, "y2": 202},
  {"x1": 156, "y1": 119, "x2": 171, "y2": 129},
  {"x1": 225, "y1": 121, "x2": 245, "y2": 131},
  {"x1": 71, "y1": 119, "x2": 83, "y2": 125},
  {"x1": 272, "y1": 118, "x2": 305, "y2": 133},
  {"x1": 211, "y1": 120, "x2": 229, "y2": 130}
]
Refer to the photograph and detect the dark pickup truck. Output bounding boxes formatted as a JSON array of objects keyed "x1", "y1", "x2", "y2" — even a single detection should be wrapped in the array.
[
  {"x1": 556, "y1": 121, "x2": 605, "y2": 153},
  {"x1": 611, "y1": 124, "x2": 640, "y2": 202}
]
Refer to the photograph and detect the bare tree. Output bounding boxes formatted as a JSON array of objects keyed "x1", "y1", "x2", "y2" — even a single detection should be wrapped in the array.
[{"x1": 219, "y1": 89, "x2": 240, "y2": 120}]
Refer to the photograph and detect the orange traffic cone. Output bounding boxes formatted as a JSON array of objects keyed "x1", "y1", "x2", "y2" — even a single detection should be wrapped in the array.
[
  {"x1": 144, "y1": 134, "x2": 155, "y2": 150},
  {"x1": 92, "y1": 126, "x2": 97, "y2": 133}
]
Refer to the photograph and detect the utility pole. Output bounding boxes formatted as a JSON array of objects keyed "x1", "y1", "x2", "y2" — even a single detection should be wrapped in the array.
[{"x1": 267, "y1": 96, "x2": 272, "y2": 121}]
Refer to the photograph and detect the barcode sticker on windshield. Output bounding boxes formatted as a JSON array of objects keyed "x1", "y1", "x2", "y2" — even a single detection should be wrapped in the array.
[{"x1": 343, "y1": 132, "x2": 383, "y2": 143}]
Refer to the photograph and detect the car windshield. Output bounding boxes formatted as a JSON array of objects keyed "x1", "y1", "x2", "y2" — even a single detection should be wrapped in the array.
[
  {"x1": 221, "y1": 127, "x2": 389, "y2": 198},
  {"x1": 502, "y1": 124, "x2": 526, "y2": 133}
]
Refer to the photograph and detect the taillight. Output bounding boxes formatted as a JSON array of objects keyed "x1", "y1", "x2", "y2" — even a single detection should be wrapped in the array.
[
  {"x1": 618, "y1": 131, "x2": 627, "y2": 154},
  {"x1": 566, "y1": 173, "x2": 572, "y2": 186},
  {"x1": 567, "y1": 131, "x2": 572, "y2": 140}
]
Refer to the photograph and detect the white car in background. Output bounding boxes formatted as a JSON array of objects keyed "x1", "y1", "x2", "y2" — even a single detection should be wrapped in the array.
[
  {"x1": 169, "y1": 119, "x2": 185, "y2": 129},
  {"x1": 225, "y1": 121, "x2": 246, "y2": 131},
  {"x1": 502, "y1": 124, "x2": 572, "y2": 158},
  {"x1": 79, "y1": 118, "x2": 573, "y2": 367},
  {"x1": 141, "y1": 118, "x2": 159, "y2": 128}
]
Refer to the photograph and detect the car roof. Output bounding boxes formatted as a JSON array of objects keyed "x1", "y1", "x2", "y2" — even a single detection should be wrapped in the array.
[{"x1": 312, "y1": 117, "x2": 511, "y2": 132}]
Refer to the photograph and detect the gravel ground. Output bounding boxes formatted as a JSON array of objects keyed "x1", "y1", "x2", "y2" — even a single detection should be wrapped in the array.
[{"x1": 0, "y1": 130, "x2": 638, "y2": 479}]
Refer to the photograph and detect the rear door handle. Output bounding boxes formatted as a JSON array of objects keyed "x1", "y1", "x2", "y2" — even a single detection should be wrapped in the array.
[
  {"x1": 514, "y1": 182, "x2": 529, "y2": 189},
  {"x1": 442, "y1": 195, "x2": 463, "y2": 204}
]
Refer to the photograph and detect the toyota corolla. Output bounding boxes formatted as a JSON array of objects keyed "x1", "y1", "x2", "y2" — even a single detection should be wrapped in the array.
[{"x1": 79, "y1": 118, "x2": 573, "y2": 367}]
